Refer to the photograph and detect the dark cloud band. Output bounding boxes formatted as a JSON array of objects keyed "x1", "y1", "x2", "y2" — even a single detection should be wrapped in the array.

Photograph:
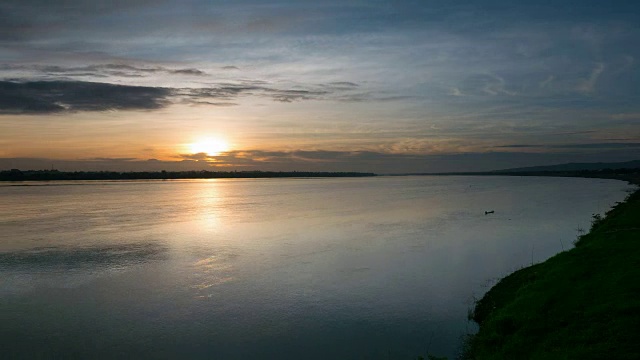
[
  {"x1": 0, "y1": 64, "x2": 209, "y2": 77},
  {"x1": 0, "y1": 78, "x2": 363, "y2": 114},
  {"x1": 496, "y1": 143, "x2": 640, "y2": 149},
  {"x1": 0, "y1": 80, "x2": 171, "y2": 114}
]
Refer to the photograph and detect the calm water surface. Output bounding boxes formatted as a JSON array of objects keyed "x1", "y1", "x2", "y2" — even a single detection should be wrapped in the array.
[{"x1": 0, "y1": 176, "x2": 633, "y2": 359}]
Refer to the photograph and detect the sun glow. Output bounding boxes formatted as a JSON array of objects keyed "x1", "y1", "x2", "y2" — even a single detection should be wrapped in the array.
[{"x1": 189, "y1": 137, "x2": 230, "y2": 156}]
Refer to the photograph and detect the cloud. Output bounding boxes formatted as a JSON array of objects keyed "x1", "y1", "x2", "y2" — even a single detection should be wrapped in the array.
[
  {"x1": 577, "y1": 63, "x2": 605, "y2": 93},
  {"x1": 0, "y1": 77, "x2": 367, "y2": 114},
  {"x1": 86, "y1": 157, "x2": 138, "y2": 161},
  {"x1": 177, "y1": 82, "x2": 356, "y2": 104},
  {"x1": 449, "y1": 87, "x2": 463, "y2": 96},
  {"x1": 0, "y1": 63, "x2": 208, "y2": 78},
  {"x1": 0, "y1": 80, "x2": 171, "y2": 114},
  {"x1": 495, "y1": 144, "x2": 539, "y2": 148},
  {"x1": 458, "y1": 73, "x2": 516, "y2": 96},
  {"x1": 495, "y1": 143, "x2": 640, "y2": 149},
  {"x1": 179, "y1": 152, "x2": 210, "y2": 161},
  {"x1": 179, "y1": 147, "x2": 640, "y2": 173},
  {"x1": 322, "y1": 81, "x2": 359, "y2": 90},
  {"x1": 169, "y1": 68, "x2": 206, "y2": 76},
  {"x1": 610, "y1": 112, "x2": 640, "y2": 120},
  {"x1": 539, "y1": 75, "x2": 554, "y2": 88},
  {"x1": 179, "y1": 150, "x2": 407, "y2": 167},
  {"x1": 188, "y1": 101, "x2": 238, "y2": 107},
  {"x1": 263, "y1": 88, "x2": 328, "y2": 102},
  {"x1": 328, "y1": 81, "x2": 358, "y2": 87},
  {"x1": 178, "y1": 149, "x2": 525, "y2": 172}
]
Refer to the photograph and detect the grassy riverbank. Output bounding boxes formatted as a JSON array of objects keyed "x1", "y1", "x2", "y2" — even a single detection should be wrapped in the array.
[{"x1": 463, "y1": 180, "x2": 640, "y2": 359}]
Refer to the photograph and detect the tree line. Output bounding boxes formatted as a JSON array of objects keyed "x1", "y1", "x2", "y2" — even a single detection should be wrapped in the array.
[{"x1": 0, "y1": 169, "x2": 377, "y2": 181}]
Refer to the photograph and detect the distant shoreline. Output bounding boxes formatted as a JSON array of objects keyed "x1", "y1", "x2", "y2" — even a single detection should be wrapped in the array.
[
  {"x1": 389, "y1": 167, "x2": 640, "y2": 185},
  {"x1": 2, "y1": 167, "x2": 639, "y2": 183},
  {"x1": 0, "y1": 169, "x2": 377, "y2": 181}
]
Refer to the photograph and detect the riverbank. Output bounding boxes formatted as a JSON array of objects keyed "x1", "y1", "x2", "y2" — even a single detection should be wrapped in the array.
[
  {"x1": 0, "y1": 169, "x2": 376, "y2": 181},
  {"x1": 463, "y1": 177, "x2": 640, "y2": 359}
]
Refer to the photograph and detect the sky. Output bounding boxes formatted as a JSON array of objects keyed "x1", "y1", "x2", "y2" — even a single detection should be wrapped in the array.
[{"x1": 1, "y1": 0, "x2": 639, "y2": 173}]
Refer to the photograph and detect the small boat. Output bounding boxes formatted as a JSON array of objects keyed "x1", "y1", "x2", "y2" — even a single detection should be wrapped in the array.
[{"x1": 484, "y1": 210, "x2": 495, "y2": 215}]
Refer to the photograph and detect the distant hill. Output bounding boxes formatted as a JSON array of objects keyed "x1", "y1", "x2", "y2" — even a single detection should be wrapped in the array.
[{"x1": 494, "y1": 160, "x2": 640, "y2": 173}]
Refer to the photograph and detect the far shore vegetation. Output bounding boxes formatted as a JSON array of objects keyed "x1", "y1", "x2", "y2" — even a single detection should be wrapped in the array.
[{"x1": 0, "y1": 169, "x2": 376, "y2": 181}]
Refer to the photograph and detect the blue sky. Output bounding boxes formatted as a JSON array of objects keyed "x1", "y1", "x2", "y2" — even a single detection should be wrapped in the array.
[{"x1": 1, "y1": 0, "x2": 639, "y2": 172}]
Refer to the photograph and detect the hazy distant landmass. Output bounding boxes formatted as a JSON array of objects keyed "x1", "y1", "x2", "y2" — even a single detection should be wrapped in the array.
[
  {"x1": 488, "y1": 160, "x2": 640, "y2": 184},
  {"x1": 493, "y1": 159, "x2": 640, "y2": 173},
  {"x1": 395, "y1": 159, "x2": 640, "y2": 176},
  {"x1": 0, "y1": 169, "x2": 376, "y2": 181},
  {"x1": 391, "y1": 160, "x2": 640, "y2": 185}
]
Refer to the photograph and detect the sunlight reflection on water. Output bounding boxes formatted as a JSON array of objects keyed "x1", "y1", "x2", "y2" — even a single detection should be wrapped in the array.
[{"x1": 192, "y1": 253, "x2": 237, "y2": 295}]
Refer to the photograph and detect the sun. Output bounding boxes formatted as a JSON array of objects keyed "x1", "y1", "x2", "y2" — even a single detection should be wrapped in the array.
[{"x1": 189, "y1": 137, "x2": 230, "y2": 156}]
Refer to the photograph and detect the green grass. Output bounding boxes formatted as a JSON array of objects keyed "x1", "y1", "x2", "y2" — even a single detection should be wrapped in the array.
[{"x1": 464, "y1": 185, "x2": 640, "y2": 359}]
